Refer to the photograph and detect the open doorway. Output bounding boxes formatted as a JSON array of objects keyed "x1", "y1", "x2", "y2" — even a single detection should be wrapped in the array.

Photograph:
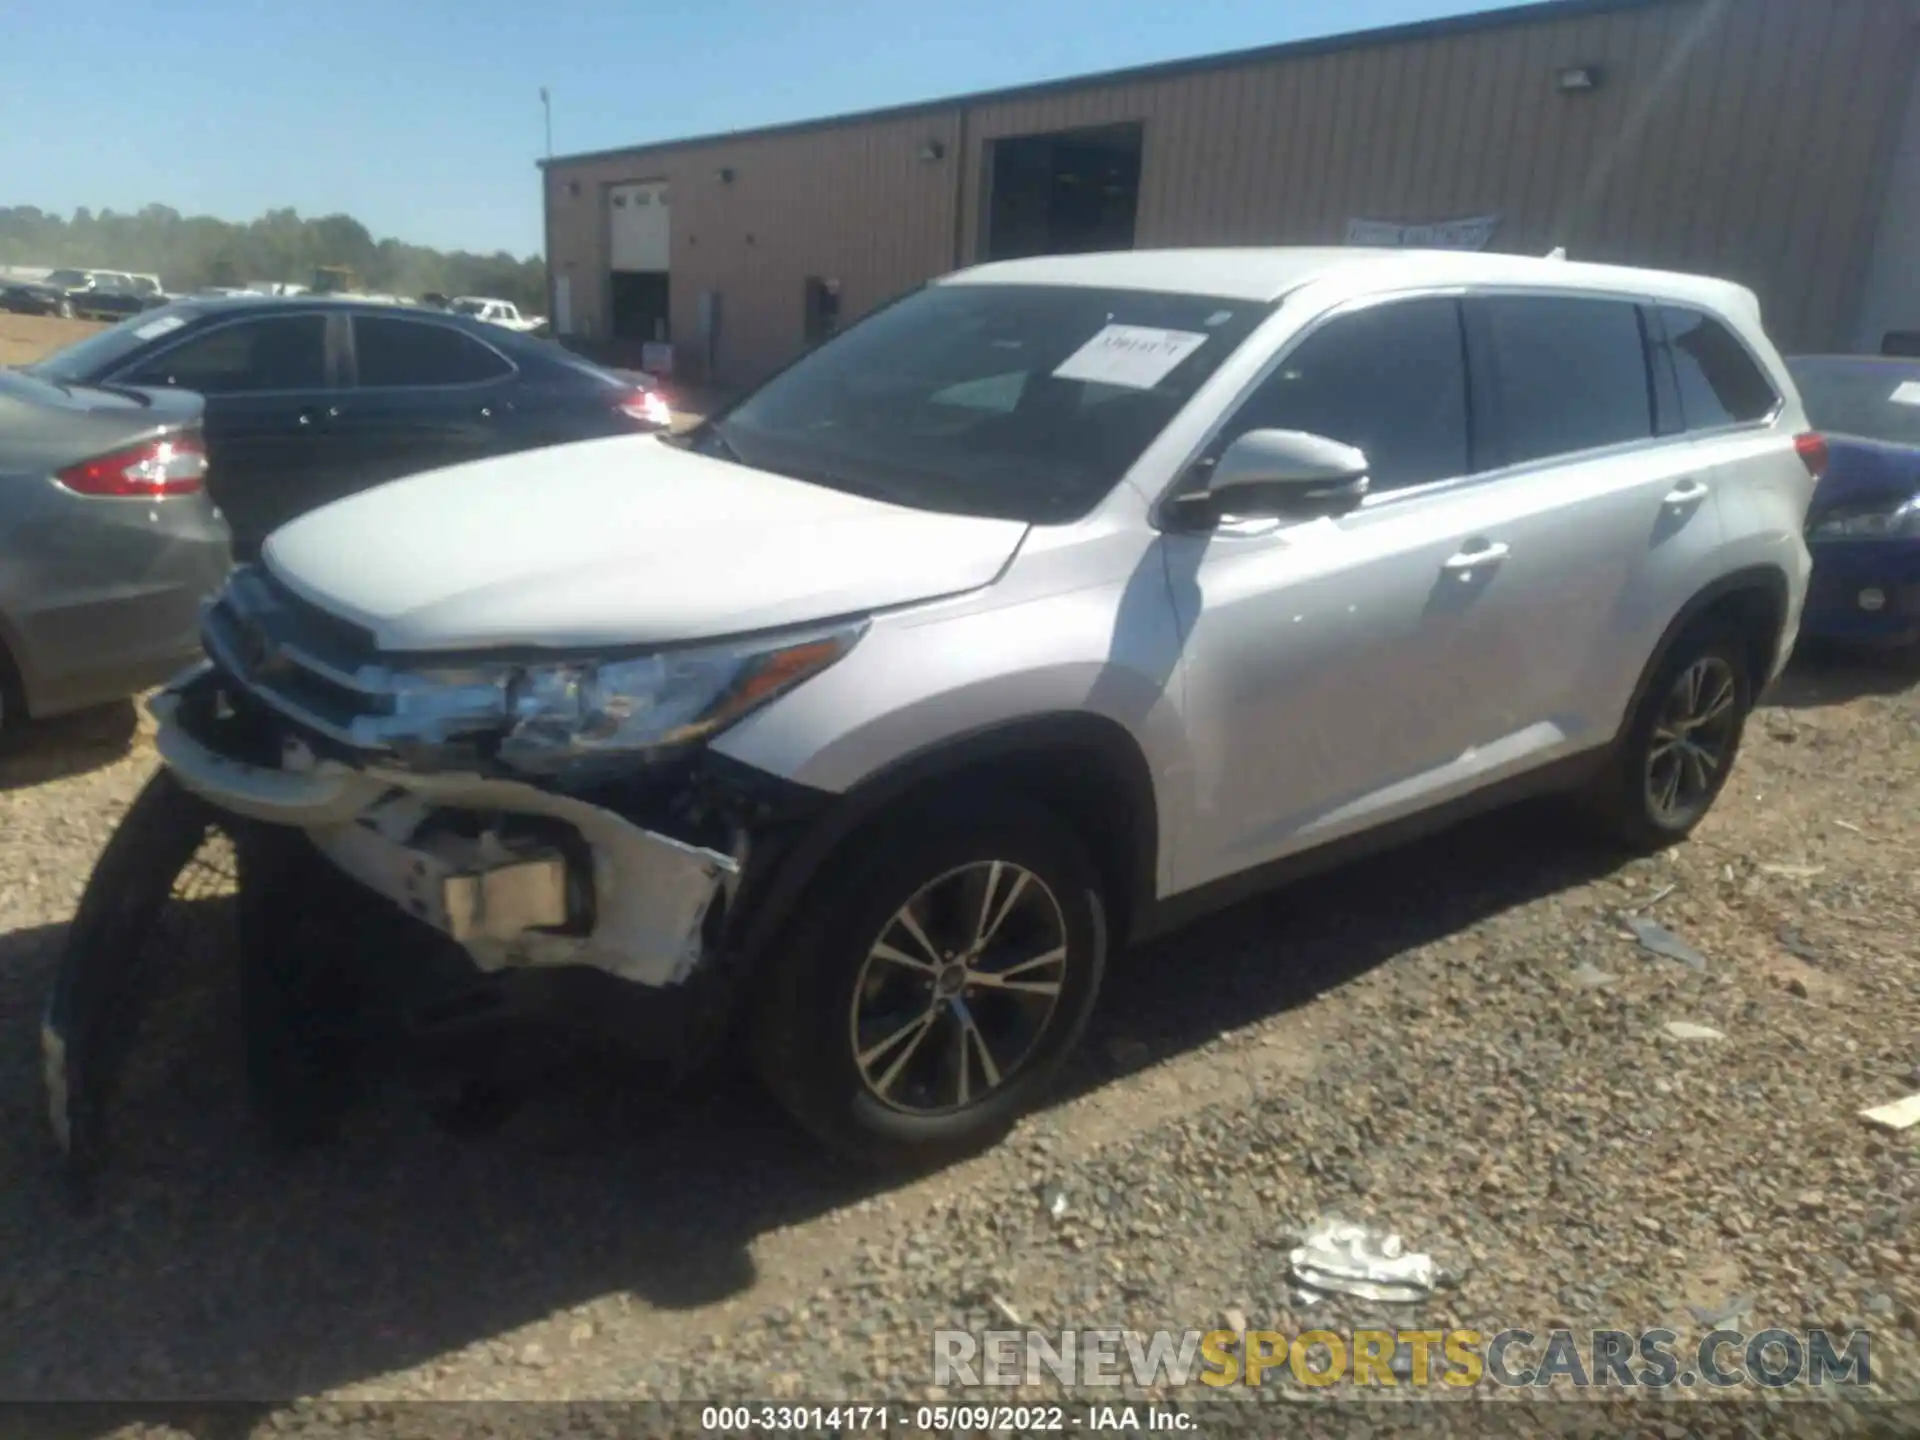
[
  {"x1": 608, "y1": 180, "x2": 671, "y2": 347},
  {"x1": 983, "y1": 122, "x2": 1143, "y2": 262}
]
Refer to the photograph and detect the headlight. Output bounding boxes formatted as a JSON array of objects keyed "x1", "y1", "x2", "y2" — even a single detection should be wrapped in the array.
[
  {"x1": 494, "y1": 620, "x2": 867, "y2": 776},
  {"x1": 1808, "y1": 495, "x2": 1920, "y2": 541}
]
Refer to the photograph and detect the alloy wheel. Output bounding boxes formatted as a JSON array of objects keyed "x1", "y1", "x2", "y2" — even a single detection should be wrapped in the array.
[
  {"x1": 848, "y1": 859, "x2": 1069, "y2": 1116},
  {"x1": 1645, "y1": 655, "x2": 1739, "y2": 824}
]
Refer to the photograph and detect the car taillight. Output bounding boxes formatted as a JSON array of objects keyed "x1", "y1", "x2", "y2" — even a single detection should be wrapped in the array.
[
  {"x1": 1794, "y1": 431, "x2": 1829, "y2": 482},
  {"x1": 56, "y1": 432, "x2": 208, "y2": 498},
  {"x1": 616, "y1": 388, "x2": 673, "y2": 428}
]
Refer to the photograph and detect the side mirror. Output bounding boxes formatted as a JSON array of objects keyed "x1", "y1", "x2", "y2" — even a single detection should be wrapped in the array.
[{"x1": 1182, "y1": 428, "x2": 1371, "y2": 520}]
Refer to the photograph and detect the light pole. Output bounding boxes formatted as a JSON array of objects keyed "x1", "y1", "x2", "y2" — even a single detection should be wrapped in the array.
[{"x1": 539, "y1": 86, "x2": 553, "y2": 161}]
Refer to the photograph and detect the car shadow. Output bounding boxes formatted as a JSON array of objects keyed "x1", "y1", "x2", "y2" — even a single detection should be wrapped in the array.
[
  {"x1": 1763, "y1": 641, "x2": 1920, "y2": 711},
  {"x1": 0, "y1": 798, "x2": 1626, "y2": 1414},
  {"x1": 0, "y1": 700, "x2": 140, "y2": 792}
]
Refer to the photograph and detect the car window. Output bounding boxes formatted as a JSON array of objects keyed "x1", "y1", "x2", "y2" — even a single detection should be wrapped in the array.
[
  {"x1": 120, "y1": 314, "x2": 329, "y2": 393},
  {"x1": 1788, "y1": 363, "x2": 1920, "y2": 447},
  {"x1": 1659, "y1": 307, "x2": 1778, "y2": 430},
  {"x1": 710, "y1": 282, "x2": 1269, "y2": 523},
  {"x1": 1478, "y1": 295, "x2": 1652, "y2": 466},
  {"x1": 1216, "y1": 296, "x2": 1470, "y2": 492},
  {"x1": 354, "y1": 316, "x2": 513, "y2": 386}
]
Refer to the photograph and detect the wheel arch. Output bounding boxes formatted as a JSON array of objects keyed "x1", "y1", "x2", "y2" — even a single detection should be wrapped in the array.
[
  {"x1": 728, "y1": 711, "x2": 1160, "y2": 967},
  {"x1": 1617, "y1": 564, "x2": 1791, "y2": 735}
]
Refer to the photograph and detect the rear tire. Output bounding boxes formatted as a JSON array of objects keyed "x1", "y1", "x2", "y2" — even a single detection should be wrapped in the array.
[
  {"x1": 1581, "y1": 619, "x2": 1752, "y2": 851},
  {"x1": 751, "y1": 795, "x2": 1107, "y2": 1170}
]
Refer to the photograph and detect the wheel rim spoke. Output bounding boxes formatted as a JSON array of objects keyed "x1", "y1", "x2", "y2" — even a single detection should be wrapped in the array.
[
  {"x1": 862, "y1": 1012, "x2": 936, "y2": 1096},
  {"x1": 971, "y1": 862, "x2": 1031, "y2": 952},
  {"x1": 868, "y1": 940, "x2": 936, "y2": 975},
  {"x1": 891, "y1": 900, "x2": 946, "y2": 968}
]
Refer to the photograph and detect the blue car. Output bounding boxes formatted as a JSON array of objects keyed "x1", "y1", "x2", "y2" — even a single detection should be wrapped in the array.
[{"x1": 1787, "y1": 354, "x2": 1920, "y2": 649}]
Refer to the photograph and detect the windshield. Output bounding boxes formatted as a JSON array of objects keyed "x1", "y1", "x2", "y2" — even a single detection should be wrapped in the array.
[
  {"x1": 703, "y1": 283, "x2": 1269, "y2": 523},
  {"x1": 1791, "y1": 361, "x2": 1920, "y2": 448},
  {"x1": 26, "y1": 302, "x2": 200, "y2": 384}
]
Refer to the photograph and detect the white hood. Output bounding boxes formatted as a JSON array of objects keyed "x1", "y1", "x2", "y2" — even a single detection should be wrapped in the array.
[{"x1": 262, "y1": 435, "x2": 1029, "y2": 651}]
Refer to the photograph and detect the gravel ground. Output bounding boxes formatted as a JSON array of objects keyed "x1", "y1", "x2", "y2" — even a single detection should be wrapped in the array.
[{"x1": 0, "y1": 648, "x2": 1914, "y2": 1438}]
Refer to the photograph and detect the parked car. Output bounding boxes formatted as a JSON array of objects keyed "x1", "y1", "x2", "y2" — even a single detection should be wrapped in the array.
[
  {"x1": 21, "y1": 296, "x2": 674, "y2": 558},
  {"x1": 449, "y1": 296, "x2": 544, "y2": 332},
  {"x1": 1786, "y1": 353, "x2": 1920, "y2": 649},
  {"x1": 0, "y1": 276, "x2": 74, "y2": 317},
  {"x1": 0, "y1": 369, "x2": 231, "y2": 738},
  {"x1": 47, "y1": 248, "x2": 1819, "y2": 1180}
]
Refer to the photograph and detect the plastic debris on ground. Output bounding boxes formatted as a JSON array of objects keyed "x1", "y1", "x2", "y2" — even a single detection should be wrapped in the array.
[
  {"x1": 1860, "y1": 1093, "x2": 1920, "y2": 1132},
  {"x1": 1662, "y1": 1021, "x2": 1726, "y2": 1042},
  {"x1": 1288, "y1": 1220, "x2": 1439, "y2": 1305},
  {"x1": 1624, "y1": 914, "x2": 1707, "y2": 971}
]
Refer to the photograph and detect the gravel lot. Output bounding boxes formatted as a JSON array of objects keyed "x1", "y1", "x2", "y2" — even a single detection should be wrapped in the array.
[{"x1": 2, "y1": 313, "x2": 1916, "y2": 1436}]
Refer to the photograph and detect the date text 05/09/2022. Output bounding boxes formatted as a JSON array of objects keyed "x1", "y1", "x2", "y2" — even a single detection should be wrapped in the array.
[{"x1": 699, "y1": 1404, "x2": 1196, "y2": 1432}]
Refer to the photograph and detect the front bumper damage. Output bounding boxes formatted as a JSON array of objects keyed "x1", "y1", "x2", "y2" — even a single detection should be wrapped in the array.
[
  {"x1": 43, "y1": 659, "x2": 816, "y2": 1186},
  {"x1": 150, "y1": 686, "x2": 739, "y2": 989}
]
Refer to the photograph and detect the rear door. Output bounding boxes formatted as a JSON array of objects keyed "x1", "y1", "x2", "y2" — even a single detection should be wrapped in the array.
[
  {"x1": 335, "y1": 312, "x2": 518, "y2": 488},
  {"x1": 1456, "y1": 291, "x2": 1722, "y2": 753},
  {"x1": 115, "y1": 310, "x2": 342, "y2": 557}
]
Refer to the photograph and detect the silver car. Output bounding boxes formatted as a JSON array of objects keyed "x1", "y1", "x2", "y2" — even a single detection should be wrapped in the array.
[
  {"x1": 51, "y1": 247, "x2": 1817, "y2": 1176},
  {"x1": 0, "y1": 370, "x2": 231, "y2": 735}
]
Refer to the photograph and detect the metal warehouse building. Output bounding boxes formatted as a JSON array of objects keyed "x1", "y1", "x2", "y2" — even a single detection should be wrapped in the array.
[{"x1": 541, "y1": 0, "x2": 1920, "y2": 387}]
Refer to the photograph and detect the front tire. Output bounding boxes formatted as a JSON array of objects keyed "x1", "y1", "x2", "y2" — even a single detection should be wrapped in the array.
[
  {"x1": 1582, "y1": 619, "x2": 1752, "y2": 850},
  {"x1": 752, "y1": 796, "x2": 1107, "y2": 1170}
]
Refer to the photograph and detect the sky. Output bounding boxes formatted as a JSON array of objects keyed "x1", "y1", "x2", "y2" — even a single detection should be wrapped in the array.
[{"x1": 3, "y1": 0, "x2": 1501, "y2": 259}]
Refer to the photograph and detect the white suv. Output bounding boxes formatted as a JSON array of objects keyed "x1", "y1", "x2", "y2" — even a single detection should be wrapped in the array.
[{"x1": 50, "y1": 248, "x2": 1821, "y2": 1173}]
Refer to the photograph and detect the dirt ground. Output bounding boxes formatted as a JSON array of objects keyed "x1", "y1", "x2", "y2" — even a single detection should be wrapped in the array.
[
  {"x1": 0, "y1": 312, "x2": 1915, "y2": 1435},
  {"x1": 0, "y1": 311, "x2": 103, "y2": 367}
]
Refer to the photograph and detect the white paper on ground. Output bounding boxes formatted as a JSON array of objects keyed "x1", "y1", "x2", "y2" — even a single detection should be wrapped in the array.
[
  {"x1": 1053, "y1": 325, "x2": 1209, "y2": 390},
  {"x1": 1860, "y1": 1092, "x2": 1920, "y2": 1131}
]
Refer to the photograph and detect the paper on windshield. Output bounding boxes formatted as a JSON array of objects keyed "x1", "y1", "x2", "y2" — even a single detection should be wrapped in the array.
[
  {"x1": 133, "y1": 314, "x2": 187, "y2": 341},
  {"x1": 1052, "y1": 325, "x2": 1209, "y2": 390},
  {"x1": 1889, "y1": 380, "x2": 1920, "y2": 407}
]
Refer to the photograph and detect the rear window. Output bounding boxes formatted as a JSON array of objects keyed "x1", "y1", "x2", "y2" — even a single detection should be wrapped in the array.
[
  {"x1": 1660, "y1": 307, "x2": 1778, "y2": 430},
  {"x1": 1789, "y1": 362, "x2": 1920, "y2": 447},
  {"x1": 1476, "y1": 295, "x2": 1653, "y2": 467},
  {"x1": 27, "y1": 303, "x2": 205, "y2": 384}
]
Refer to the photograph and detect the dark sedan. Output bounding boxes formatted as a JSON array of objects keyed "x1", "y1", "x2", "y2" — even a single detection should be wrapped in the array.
[
  {"x1": 22, "y1": 297, "x2": 675, "y2": 558},
  {"x1": 0, "y1": 277, "x2": 74, "y2": 318},
  {"x1": 1788, "y1": 354, "x2": 1920, "y2": 649}
]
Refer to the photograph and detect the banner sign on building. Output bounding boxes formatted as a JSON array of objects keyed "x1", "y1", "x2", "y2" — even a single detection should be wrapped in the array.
[{"x1": 1345, "y1": 213, "x2": 1502, "y2": 250}]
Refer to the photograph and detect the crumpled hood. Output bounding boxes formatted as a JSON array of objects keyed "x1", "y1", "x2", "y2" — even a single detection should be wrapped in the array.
[{"x1": 262, "y1": 433, "x2": 1029, "y2": 651}]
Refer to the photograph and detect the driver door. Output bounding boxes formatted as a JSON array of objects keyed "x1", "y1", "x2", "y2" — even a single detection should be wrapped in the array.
[{"x1": 1162, "y1": 294, "x2": 1516, "y2": 892}]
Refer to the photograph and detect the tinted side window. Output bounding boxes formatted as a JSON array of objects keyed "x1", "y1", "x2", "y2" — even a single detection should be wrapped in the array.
[
  {"x1": 1477, "y1": 296, "x2": 1651, "y2": 467},
  {"x1": 1220, "y1": 297, "x2": 1469, "y2": 491},
  {"x1": 122, "y1": 315, "x2": 328, "y2": 393},
  {"x1": 1659, "y1": 306, "x2": 1777, "y2": 429},
  {"x1": 354, "y1": 317, "x2": 513, "y2": 387}
]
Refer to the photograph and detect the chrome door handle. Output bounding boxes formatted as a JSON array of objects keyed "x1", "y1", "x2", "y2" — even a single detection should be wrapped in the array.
[
  {"x1": 1663, "y1": 479, "x2": 1709, "y2": 505},
  {"x1": 1443, "y1": 540, "x2": 1510, "y2": 572}
]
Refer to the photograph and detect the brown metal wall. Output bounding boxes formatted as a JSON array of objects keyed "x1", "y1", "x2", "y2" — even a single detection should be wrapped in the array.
[{"x1": 546, "y1": 0, "x2": 1919, "y2": 384}]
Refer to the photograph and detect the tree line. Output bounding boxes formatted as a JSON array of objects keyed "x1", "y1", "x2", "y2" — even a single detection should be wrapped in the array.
[{"x1": 0, "y1": 204, "x2": 544, "y2": 311}]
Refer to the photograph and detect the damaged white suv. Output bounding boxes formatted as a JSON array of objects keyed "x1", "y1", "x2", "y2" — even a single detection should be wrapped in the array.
[{"x1": 46, "y1": 247, "x2": 1820, "y2": 1176}]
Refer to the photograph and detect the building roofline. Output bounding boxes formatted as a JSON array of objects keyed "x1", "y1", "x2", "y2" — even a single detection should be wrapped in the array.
[{"x1": 538, "y1": 0, "x2": 1679, "y2": 171}]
